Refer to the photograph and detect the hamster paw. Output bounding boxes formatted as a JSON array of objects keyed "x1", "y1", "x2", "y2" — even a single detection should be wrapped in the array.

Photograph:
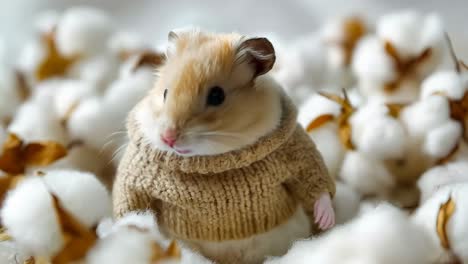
[{"x1": 314, "y1": 192, "x2": 335, "y2": 230}]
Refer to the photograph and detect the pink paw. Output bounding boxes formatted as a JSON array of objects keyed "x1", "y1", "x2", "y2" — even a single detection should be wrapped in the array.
[{"x1": 314, "y1": 192, "x2": 335, "y2": 230}]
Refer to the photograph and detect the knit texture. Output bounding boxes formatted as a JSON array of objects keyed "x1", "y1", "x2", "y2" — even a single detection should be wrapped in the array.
[{"x1": 113, "y1": 95, "x2": 335, "y2": 241}]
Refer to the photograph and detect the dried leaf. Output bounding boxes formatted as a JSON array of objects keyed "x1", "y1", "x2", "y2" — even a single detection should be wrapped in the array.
[
  {"x1": 165, "y1": 240, "x2": 181, "y2": 258},
  {"x1": 339, "y1": 122, "x2": 355, "y2": 150},
  {"x1": 437, "y1": 143, "x2": 460, "y2": 165},
  {"x1": 460, "y1": 61, "x2": 468, "y2": 71},
  {"x1": 342, "y1": 16, "x2": 367, "y2": 65},
  {"x1": 23, "y1": 142, "x2": 67, "y2": 167},
  {"x1": 24, "y1": 256, "x2": 50, "y2": 264},
  {"x1": 306, "y1": 114, "x2": 335, "y2": 132},
  {"x1": 50, "y1": 194, "x2": 97, "y2": 264},
  {"x1": 386, "y1": 103, "x2": 407, "y2": 118},
  {"x1": 0, "y1": 133, "x2": 25, "y2": 174},
  {"x1": 35, "y1": 32, "x2": 78, "y2": 81},
  {"x1": 444, "y1": 32, "x2": 461, "y2": 73},
  {"x1": 384, "y1": 41, "x2": 401, "y2": 69},
  {"x1": 151, "y1": 240, "x2": 181, "y2": 263},
  {"x1": 132, "y1": 51, "x2": 166, "y2": 72},
  {"x1": 436, "y1": 196, "x2": 456, "y2": 250}
]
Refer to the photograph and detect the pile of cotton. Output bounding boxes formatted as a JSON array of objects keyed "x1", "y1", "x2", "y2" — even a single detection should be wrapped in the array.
[{"x1": 352, "y1": 10, "x2": 445, "y2": 103}]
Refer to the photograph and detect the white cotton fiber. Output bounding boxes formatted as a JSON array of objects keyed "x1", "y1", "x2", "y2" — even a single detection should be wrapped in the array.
[
  {"x1": 333, "y1": 182, "x2": 361, "y2": 224},
  {"x1": 400, "y1": 95, "x2": 450, "y2": 137},
  {"x1": 53, "y1": 79, "x2": 97, "y2": 119},
  {"x1": 340, "y1": 151, "x2": 395, "y2": 196},
  {"x1": 1, "y1": 177, "x2": 64, "y2": 257},
  {"x1": 356, "y1": 116, "x2": 407, "y2": 159},
  {"x1": 421, "y1": 71, "x2": 466, "y2": 100},
  {"x1": 55, "y1": 6, "x2": 114, "y2": 57},
  {"x1": 43, "y1": 170, "x2": 111, "y2": 227},
  {"x1": 87, "y1": 229, "x2": 155, "y2": 264},
  {"x1": 108, "y1": 31, "x2": 150, "y2": 56},
  {"x1": 423, "y1": 120, "x2": 462, "y2": 158},
  {"x1": 16, "y1": 38, "x2": 47, "y2": 75},
  {"x1": 268, "y1": 204, "x2": 431, "y2": 264},
  {"x1": 297, "y1": 93, "x2": 341, "y2": 128},
  {"x1": 377, "y1": 11, "x2": 444, "y2": 60},
  {"x1": 418, "y1": 161, "x2": 468, "y2": 202},
  {"x1": 0, "y1": 241, "x2": 29, "y2": 264},
  {"x1": 100, "y1": 211, "x2": 166, "y2": 243},
  {"x1": 0, "y1": 64, "x2": 21, "y2": 121},
  {"x1": 68, "y1": 54, "x2": 119, "y2": 89},
  {"x1": 412, "y1": 183, "x2": 468, "y2": 262},
  {"x1": 352, "y1": 36, "x2": 396, "y2": 84},
  {"x1": 309, "y1": 122, "x2": 344, "y2": 178},
  {"x1": 8, "y1": 92, "x2": 68, "y2": 143}
]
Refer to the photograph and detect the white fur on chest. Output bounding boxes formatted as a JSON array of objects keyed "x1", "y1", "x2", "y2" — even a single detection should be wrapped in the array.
[{"x1": 182, "y1": 207, "x2": 310, "y2": 264}]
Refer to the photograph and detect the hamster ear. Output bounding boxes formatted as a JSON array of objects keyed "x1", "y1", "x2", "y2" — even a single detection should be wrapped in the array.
[{"x1": 236, "y1": 37, "x2": 276, "y2": 78}]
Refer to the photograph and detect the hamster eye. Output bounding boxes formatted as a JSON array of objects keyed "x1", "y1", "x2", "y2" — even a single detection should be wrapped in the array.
[
  {"x1": 163, "y1": 89, "x2": 168, "y2": 101},
  {"x1": 207, "y1": 86, "x2": 225, "y2": 106}
]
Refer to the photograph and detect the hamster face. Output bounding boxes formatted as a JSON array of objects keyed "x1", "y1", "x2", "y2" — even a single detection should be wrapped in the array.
[{"x1": 136, "y1": 30, "x2": 282, "y2": 156}]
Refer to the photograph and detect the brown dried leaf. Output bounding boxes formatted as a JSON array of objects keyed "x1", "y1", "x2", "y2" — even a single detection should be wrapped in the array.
[
  {"x1": 342, "y1": 16, "x2": 367, "y2": 65},
  {"x1": 15, "y1": 70, "x2": 31, "y2": 101},
  {"x1": 35, "y1": 32, "x2": 78, "y2": 81},
  {"x1": 151, "y1": 240, "x2": 181, "y2": 263},
  {"x1": 437, "y1": 143, "x2": 460, "y2": 165},
  {"x1": 460, "y1": 61, "x2": 468, "y2": 71},
  {"x1": 384, "y1": 41, "x2": 401, "y2": 69},
  {"x1": 436, "y1": 196, "x2": 456, "y2": 250},
  {"x1": 386, "y1": 103, "x2": 407, "y2": 118},
  {"x1": 132, "y1": 51, "x2": 166, "y2": 72},
  {"x1": 318, "y1": 92, "x2": 354, "y2": 114},
  {"x1": 0, "y1": 133, "x2": 25, "y2": 174},
  {"x1": 51, "y1": 194, "x2": 97, "y2": 264},
  {"x1": 339, "y1": 122, "x2": 355, "y2": 150},
  {"x1": 23, "y1": 142, "x2": 67, "y2": 167},
  {"x1": 306, "y1": 114, "x2": 335, "y2": 132}
]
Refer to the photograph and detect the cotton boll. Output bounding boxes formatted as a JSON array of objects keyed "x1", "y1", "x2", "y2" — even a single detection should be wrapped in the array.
[
  {"x1": 268, "y1": 204, "x2": 432, "y2": 264},
  {"x1": 43, "y1": 170, "x2": 111, "y2": 227},
  {"x1": 350, "y1": 101, "x2": 389, "y2": 137},
  {"x1": 418, "y1": 161, "x2": 468, "y2": 202},
  {"x1": 53, "y1": 79, "x2": 98, "y2": 119},
  {"x1": 55, "y1": 7, "x2": 114, "y2": 57},
  {"x1": 87, "y1": 229, "x2": 155, "y2": 264},
  {"x1": 333, "y1": 182, "x2": 361, "y2": 224},
  {"x1": 340, "y1": 151, "x2": 395, "y2": 196},
  {"x1": 352, "y1": 36, "x2": 396, "y2": 85},
  {"x1": 357, "y1": 116, "x2": 407, "y2": 159},
  {"x1": 423, "y1": 120, "x2": 462, "y2": 158},
  {"x1": 108, "y1": 31, "x2": 150, "y2": 56},
  {"x1": 421, "y1": 71, "x2": 466, "y2": 100},
  {"x1": 400, "y1": 95, "x2": 450, "y2": 137},
  {"x1": 1, "y1": 177, "x2": 64, "y2": 257},
  {"x1": 16, "y1": 38, "x2": 47, "y2": 75},
  {"x1": 413, "y1": 183, "x2": 468, "y2": 262},
  {"x1": 67, "y1": 54, "x2": 119, "y2": 89},
  {"x1": 0, "y1": 65, "x2": 21, "y2": 122},
  {"x1": 297, "y1": 93, "x2": 341, "y2": 128},
  {"x1": 309, "y1": 122, "x2": 344, "y2": 178},
  {"x1": 8, "y1": 93, "x2": 67, "y2": 143}
]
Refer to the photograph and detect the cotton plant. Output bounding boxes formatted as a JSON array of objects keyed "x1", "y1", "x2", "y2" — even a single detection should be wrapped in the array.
[
  {"x1": 352, "y1": 10, "x2": 445, "y2": 103},
  {"x1": 267, "y1": 204, "x2": 433, "y2": 264},
  {"x1": 412, "y1": 183, "x2": 468, "y2": 263}
]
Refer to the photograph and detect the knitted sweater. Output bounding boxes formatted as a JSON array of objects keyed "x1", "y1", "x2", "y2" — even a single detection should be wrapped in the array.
[{"x1": 113, "y1": 95, "x2": 335, "y2": 241}]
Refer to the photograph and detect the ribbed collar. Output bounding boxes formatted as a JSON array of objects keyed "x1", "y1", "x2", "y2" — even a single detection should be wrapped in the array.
[{"x1": 127, "y1": 94, "x2": 298, "y2": 174}]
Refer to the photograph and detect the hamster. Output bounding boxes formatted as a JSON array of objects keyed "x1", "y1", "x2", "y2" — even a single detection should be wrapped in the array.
[
  {"x1": 115, "y1": 28, "x2": 335, "y2": 264},
  {"x1": 135, "y1": 29, "x2": 282, "y2": 157}
]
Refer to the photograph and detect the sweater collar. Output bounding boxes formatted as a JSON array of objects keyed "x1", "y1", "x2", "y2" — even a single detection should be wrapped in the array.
[{"x1": 127, "y1": 94, "x2": 298, "y2": 174}]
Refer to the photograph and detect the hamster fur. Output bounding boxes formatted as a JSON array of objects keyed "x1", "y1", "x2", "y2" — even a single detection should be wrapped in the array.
[{"x1": 134, "y1": 29, "x2": 310, "y2": 263}]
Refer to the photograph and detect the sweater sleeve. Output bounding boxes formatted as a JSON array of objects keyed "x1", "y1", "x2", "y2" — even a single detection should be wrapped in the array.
[
  {"x1": 112, "y1": 144, "x2": 152, "y2": 219},
  {"x1": 282, "y1": 126, "x2": 336, "y2": 215}
]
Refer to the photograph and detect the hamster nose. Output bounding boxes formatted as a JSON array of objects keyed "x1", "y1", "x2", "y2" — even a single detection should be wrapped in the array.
[{"x1": 161, "y1": 129, "x2": 178, "y2": 148}]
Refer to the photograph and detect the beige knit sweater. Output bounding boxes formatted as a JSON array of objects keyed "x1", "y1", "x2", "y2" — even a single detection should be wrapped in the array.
[{"x1": 113, "y1": 95, "x2": 335, "y2": 241}]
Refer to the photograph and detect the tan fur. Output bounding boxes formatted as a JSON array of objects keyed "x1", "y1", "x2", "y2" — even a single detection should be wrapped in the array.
[{"x1": 139, "y1": 30, "x2": 282, "y2": 156}]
